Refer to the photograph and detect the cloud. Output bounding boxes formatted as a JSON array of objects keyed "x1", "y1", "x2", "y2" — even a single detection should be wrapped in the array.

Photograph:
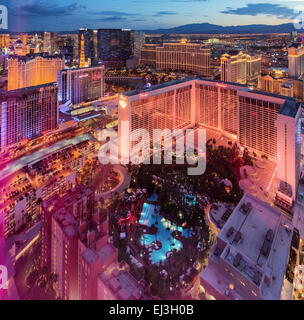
[
  {"x1": 155, "y1": 11, "x2": 178, "y2": 16},
  {"x1": 90, "y1": 9, "x2": 178, "y2": 22},
  {"x1": 90, "y1": 10, "x2": 144, "y2": 23},
  {"x1": 12, "y1": 2, "x2": 86, "y2": 17},
  {"x1": 91, "y1": 10, "x2": 138, "y2": 17},
  {"x1": 93, "y1": 16, "x2": 127, "y2": 22},
  {"x1": 221, "y1": 3, "x2": 296, "y2": 20}
]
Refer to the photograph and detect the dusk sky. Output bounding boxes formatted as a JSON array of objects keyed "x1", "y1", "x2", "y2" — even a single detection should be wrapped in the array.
[{"x1": 3, "y1": 0, "x2": 302, "y2": 32}]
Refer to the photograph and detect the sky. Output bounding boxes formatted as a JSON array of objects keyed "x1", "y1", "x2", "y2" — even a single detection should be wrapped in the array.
[{"x1": 2, "y1": 0, "x2": 303, "y2": 32}]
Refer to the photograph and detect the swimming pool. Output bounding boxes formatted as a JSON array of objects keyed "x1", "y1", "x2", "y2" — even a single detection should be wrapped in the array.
[
  {"x1": 184, "y1": 194, "x2": 197, "y2": 206},
  {"x1": 139, "y1": 201, "x2": 192, "y2": 265}
]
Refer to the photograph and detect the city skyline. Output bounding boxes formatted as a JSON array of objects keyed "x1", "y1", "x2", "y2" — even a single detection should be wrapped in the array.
[
  {"x1": 0, "y1": 1, "x2": 304, "y2": 303},
  {"x1": 2, "y1": 0, "x2": 302, "y2": 32}
]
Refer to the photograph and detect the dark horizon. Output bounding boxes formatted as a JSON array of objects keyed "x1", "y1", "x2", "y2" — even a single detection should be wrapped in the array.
[{"x1": 1, "y1": 22, "x2": 300, "y2": 35}]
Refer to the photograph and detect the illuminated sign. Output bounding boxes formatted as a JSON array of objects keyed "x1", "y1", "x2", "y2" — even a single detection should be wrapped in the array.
[
  {"x1": 119, "y1": 96, "x2": 127, "y2": 109},
  {"x1": 216, "y1": 83, "x2": 227, "y2": 89}
]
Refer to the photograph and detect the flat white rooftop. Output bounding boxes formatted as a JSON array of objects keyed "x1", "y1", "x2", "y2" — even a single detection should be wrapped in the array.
[{"x1": 202, "y1": 193, "x2": 293, "y2": 300}]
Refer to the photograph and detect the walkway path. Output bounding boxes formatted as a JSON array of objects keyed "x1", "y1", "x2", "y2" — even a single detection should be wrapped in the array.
[{"x1": 96, "y1": 165, "x2": 131, "y2": 201}]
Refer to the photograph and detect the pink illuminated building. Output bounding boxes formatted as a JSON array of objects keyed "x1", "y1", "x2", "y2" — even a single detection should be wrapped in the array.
[
  {"x1": 41, "y1": 185, "x2": 119, "y2": 300},
  {"x1": 78, "y1": 214, "x2": 118, "y2": 300},
  {"x1": 118, "y1": 78, "x2": 302, "y2": 202},
  {"x1": 51, "y1": 203, "x2": 79, "y2": 300}
]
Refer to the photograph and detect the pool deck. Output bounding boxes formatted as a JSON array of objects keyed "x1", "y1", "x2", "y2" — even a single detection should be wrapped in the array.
[{"x1": 139, "y1": 200, "x2": 192, "y2": 265}]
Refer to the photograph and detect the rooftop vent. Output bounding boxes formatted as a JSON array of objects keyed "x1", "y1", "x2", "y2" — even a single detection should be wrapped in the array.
[
  {"x1": 214, "y1": 246, "x2": 221, "y2": 257},
  {"x1": 233, "y1": 231, "x2": 242, "y2": 244},
  {"x1": 266, "y1": 229, "x2": 274, "y2": 242},
  {"x1": 240, "y1": 202, "x2": 252, "y2": 215},
  {"x1": 233, "y1": 253, "x2": 242, "y2": 267},
  {"x1": 260, "y1": 229, "x2": 274, "y2": 258},
  {"x1": 261, "y1": 242, "x2": 271, "y2": 257},
  {"x1": 253, "y1": 271, "x2": 260, "y2": 286},
  {"x1": 226, "y1": 226, "x2": 234, "y2": 238}
]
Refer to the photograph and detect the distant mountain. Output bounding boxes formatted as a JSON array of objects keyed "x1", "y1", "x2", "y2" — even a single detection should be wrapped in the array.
[{"x1": 146, "y1": 23, "x2": 297, "y2": 34}]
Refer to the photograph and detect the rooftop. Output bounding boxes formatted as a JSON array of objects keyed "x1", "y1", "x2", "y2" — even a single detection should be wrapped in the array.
[
  {"x1": 53, "y1": 207, "x2": 78, "y2": 238},
  {"x1": 123, "y1": 77, "x2": 197, "y2": 97},
  {"x1": 278, "y1": 99, "x2": 300, "y2": 118},
  {"x1": 98, "y1": 243, "x2": 117, "y2": 265},
  {"x1": 99, "y1": 262, "x2": 146, "y2": 300},
  {"x1": 2, "y1": 82, "x2": 58, "y2": 96},
  {"x1": 0, "y1": 133, "x2": 94, "y2": 184},
  {"x1": 83, "y1": 248, "x2": 98, "y2": 264},
  {"x1": 59, "y1": 65, "x2": 104, "y2": 72},
  {"x1": 203, "y1": 193, "x2": 293, "y2": 300},
  {"x1": 123, "y1": 77, "x2": 250, "y2": 98}
]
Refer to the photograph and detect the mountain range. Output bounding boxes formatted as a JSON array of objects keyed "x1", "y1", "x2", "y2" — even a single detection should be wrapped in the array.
[
  {"x1": 1, "y1": 22, "x2": 300, "y2": 35},
  {"x1": 146, "y1": 22, "x2": 299, "y2": 34}
]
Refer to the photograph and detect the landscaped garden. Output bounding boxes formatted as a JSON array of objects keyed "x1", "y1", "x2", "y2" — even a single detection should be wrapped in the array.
[{"x1": 109, "y1": 140, "x2": 253, "y2": 299}]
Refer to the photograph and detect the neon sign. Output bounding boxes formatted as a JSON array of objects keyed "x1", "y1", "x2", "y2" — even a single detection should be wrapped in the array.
[
  {"x1": 119, "y1": 97, "x2": 127, "y2": 109},
  {"x1": 216, "y1": 83, "x2": 227, "y2": 89}
]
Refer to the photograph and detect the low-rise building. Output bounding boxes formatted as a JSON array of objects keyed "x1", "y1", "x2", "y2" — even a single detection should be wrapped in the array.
[
  {"x1": 201, "y1": 193, "x2": 295, "y2": 300},
  {"x1": 97, "y1": 261, "x2": 155, "y2": 300}
]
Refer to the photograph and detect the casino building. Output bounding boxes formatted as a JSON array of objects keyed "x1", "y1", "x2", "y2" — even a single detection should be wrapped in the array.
[
  {"x1": 118, "y1": 78, "x2": 302, "y2": 202},
  {"x1": 58, "y1": 66, "x2": 105, "y2": 105},
  {"x1": 0, "y1": 82, "x2": 58, "y2": 150},
  {"x1": 140, "y1": 42, "x2": 210, "y2": 77}
]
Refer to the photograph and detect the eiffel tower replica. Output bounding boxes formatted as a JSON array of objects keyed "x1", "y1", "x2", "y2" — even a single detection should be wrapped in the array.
[{"x1": 79, "y1": 34, "x2": 85, "y2": 68}]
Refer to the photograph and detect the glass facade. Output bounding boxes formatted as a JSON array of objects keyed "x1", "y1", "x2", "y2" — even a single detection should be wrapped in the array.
[
  {"x1": 97, "y1": 29, "x2": 133, "y2": 68},
  {"x1": 58, "y1": 66, "x2": 104, "y2": 105}
]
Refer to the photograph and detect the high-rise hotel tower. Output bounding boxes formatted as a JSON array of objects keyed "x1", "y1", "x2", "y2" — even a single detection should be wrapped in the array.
[
  {"x1": 221, "y1": 52, "x2": 261, "y2": 85},
  {"x1": 58, "y1": 66, "x2": 104, "y2": 105},
  {"x1": 118, "y1": 78, "x2": 301, "y2": 201},
  {"x1": 288, "y1": 46, "x2": 304, "y2": 79},
  {"x1": 0, "y1": 83, "x2": 58, "y2": 151},
  {"x1": 140, "y1": 41, "x2": 210, "y2": 77}
]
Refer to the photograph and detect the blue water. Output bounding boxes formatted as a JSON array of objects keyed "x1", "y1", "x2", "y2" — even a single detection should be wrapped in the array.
[
  {"x1": 139, "y1": 202, "x2": 192, "y2": 265},
  {"x1": 147, "y1": 193, "x2": 159, "y2": 202},
  {"x1": 184, "y1": 195, "x2": 197, "y2": 206}
]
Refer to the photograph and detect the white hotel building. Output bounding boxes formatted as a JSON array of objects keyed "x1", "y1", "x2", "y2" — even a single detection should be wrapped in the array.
[
  {"x1": 221, "y1": 52, "x2": 261, "y2": 85},
  {"x1": 288, "y1": 46, "x2": 304, "y2": 79},
  {"x1": 200, "y1": 193, "x2": 295, "y2": 300},
  {"x1": 118, "y1": 78, "x2": 302, "y2": 201}
]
